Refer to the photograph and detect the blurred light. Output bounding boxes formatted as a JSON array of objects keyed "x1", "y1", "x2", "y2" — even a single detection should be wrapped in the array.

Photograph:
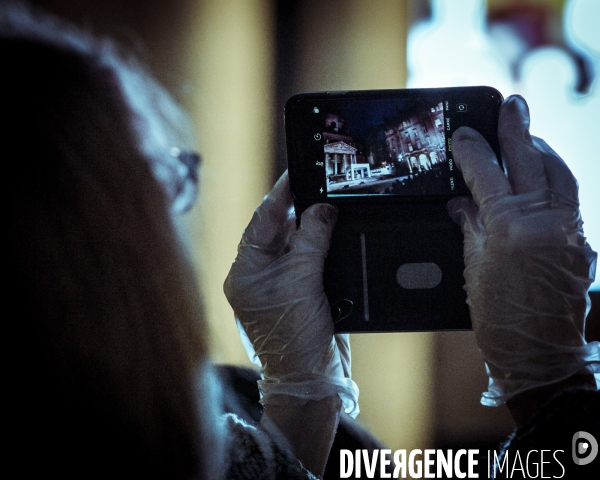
[
  {"x1": 522, "y1": 0, "x2": 600, "y2": 290},
  {"x1": 408, "y1": 0, "x2": 600, "y2": 290},
  {"x1": 407, "y1": 0, "x2": 513, "y2": 93},
  {"x1": 565, "y1": 0, "x2": 600, "y2": 55}
]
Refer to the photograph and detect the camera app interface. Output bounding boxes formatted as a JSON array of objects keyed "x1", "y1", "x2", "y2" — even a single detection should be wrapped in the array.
[{"x1": 318, "y1": 97, "x2": 463, "y2": 196}]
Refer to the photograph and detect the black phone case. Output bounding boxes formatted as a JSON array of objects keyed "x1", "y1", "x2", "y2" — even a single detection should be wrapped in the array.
[{"x1": 286, "y1": 87, "x2": 503, "y2": 333}]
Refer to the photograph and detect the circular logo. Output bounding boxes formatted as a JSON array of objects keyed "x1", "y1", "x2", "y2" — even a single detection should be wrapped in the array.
[{"x1": 572, "y1": 431, "x2": 598, "y2": 466}]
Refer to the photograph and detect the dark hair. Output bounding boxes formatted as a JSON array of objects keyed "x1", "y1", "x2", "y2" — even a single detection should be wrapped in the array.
[{"x1": 2, "y1": 3, "x2": 220, "y2": 477}]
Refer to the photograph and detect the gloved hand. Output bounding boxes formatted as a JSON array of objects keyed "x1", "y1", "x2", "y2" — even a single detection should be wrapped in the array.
[
  {"x1": 224, "y1": 172, "x2": 359, "y2": 417},
  {"x1": 448, "y1": 95, "x2": 599, "y2": 406}
]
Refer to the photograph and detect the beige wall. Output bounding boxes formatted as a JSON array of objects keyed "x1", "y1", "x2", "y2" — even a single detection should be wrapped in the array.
[{"x1": 181, "y1": 1, "x2": 276, "y2": 366}]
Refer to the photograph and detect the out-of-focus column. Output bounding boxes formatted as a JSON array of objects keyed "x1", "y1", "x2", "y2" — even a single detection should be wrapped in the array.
[
  {"x1": 293, "y1": 0, "x2": 434, "y2": 452},
  {"x1": 182, "y1": 0, "x2": 275, "y2": 365}
]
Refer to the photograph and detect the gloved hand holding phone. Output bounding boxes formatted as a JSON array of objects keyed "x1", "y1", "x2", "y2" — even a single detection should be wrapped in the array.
[
  {"x1": 224, "y1": 171, "x2": 359, "y2": 417},
  {"x1": 448, "y1": 95, "x2": 599, "y2": 414}
]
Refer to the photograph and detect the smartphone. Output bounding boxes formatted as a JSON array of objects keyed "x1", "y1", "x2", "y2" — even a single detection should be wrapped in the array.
[{"x1": 285, "y1": 87, "x2": 503, "y2": 333}]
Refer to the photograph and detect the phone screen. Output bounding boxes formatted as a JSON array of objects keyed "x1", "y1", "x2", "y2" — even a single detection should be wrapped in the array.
[
  {"x1": 286, "y1": 87, "x2": 502, "y2": 202},
  {"x1": 321, "y1": 97, "x2": 455, "y2": 196}
]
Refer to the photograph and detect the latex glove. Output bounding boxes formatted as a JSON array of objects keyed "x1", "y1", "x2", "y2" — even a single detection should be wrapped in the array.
[
  {"x1": 224, "y1": 172, "x2": 359, "y2": 417},
  {"x1": 448, "y1": 95, "x2": 599, "y2": 406}
]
